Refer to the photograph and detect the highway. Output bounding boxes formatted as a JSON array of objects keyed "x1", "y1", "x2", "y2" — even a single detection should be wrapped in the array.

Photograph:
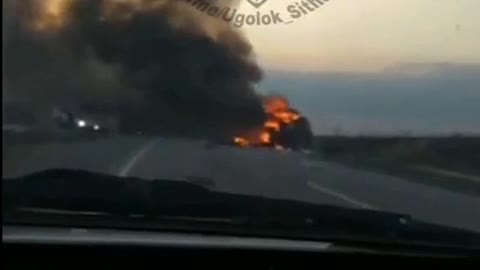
[{"x1": 3, "y1": 136, "x2": 480, "y2": 233}]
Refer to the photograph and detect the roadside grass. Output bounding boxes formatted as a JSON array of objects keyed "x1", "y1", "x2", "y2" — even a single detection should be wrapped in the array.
[{"x1": 312, "y1": 136, "x2": 480, "y2": 196}]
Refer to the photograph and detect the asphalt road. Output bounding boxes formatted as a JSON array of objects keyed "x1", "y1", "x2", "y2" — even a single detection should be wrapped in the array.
[{"x1": 3, "y1": 136, "x2": 480, "y2": 233}]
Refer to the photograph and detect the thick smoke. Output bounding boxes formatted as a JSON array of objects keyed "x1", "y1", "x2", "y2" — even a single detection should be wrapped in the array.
[{"x1": 3, "y1": 0, "x2": 264, "y2": 135}]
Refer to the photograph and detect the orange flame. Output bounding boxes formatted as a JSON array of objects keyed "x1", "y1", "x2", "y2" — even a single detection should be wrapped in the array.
[
  {"x1": 260, "y1": 132, "x2": 271, "y2": 144},
  {"x1": 264, "y1": 120, "x2": 280, "y2": 131},
  {"x1": 264, "y1": 96, "x2": 300, "y2": 125},
  {"x1": 234, "y1": 137, "x2": 249, "y2": 147},
  {"x1": 32, "y1": 0, "x2": 73, "y2": 31},
  {"x1": 29, "y1": 0, "x2": 170, "y2": 32},
  {"x1": 232, "y1": 96, "x2": 302, "y2": 149}
]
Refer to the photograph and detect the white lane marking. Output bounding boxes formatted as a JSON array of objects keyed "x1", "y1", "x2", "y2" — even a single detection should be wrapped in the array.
[
  {"x1": 118, "y1": 140, "x2": 157, "y2": 177},
  {"x1": 410, "y1": 165, "x2": 480, "y2": 183},
  {"x1": 307, "y1": 181, "x2": 378, "y2": 210}
]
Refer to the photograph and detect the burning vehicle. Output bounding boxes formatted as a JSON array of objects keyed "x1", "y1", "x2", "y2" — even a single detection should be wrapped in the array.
[{"x1": 231, "y1": 96, "x2": 313, "y2": 150}]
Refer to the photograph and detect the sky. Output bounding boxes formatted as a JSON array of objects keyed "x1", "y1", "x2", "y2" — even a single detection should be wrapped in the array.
[
  {"x1": 226, "y1": 0, "x2": 480, "y2": 135},
  {"x1": 234, "y1": 0, "x2": 480, "y2": 72},
  {"x1": 260, "y1": 68, "x2": 480, "y2": 135}
]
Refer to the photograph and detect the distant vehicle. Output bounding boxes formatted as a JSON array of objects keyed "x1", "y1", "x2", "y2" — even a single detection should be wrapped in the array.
[{"x1": 75, "y1": 119, "x2": 110, "y2": 136}]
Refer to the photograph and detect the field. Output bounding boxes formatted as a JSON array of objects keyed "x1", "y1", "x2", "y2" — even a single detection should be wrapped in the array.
[{"x1": 314, "y1": 136, "x2": 480, "y2": 195}]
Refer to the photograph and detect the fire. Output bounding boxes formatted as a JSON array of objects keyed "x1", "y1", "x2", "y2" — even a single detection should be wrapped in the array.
[
  {"x1": 272, "y1": 111, "x2": 300, "y2": 124},
  {"x1": 32, "y1": 0, "x2": 73, "y2": 31},
  {"x1": 260, "y1": 132, "x2": 271, "y2": 144},
  {"x1": 234, "y1": 137, "x2": 249, "y2": 147},
  {"x1": 233, "y1": 96, "x2": 303, "y2": 149},
  {"x1": 264, "y1": 96, "x2": 300, "y2": 125},
  {"x1": 29, "y1": 0, "x2": 170, "y2": 32},
  {"x1": 264, "y1": 120, "x2": 280, "y2": 131},
  {"x1": 264, "y1": 96, "x2": 289, "y2": 114}
]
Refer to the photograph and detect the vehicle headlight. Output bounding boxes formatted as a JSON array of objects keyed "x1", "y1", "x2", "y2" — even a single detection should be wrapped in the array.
[{"x1": 77, "y1": 120, "x2": 87, "y2": 128}]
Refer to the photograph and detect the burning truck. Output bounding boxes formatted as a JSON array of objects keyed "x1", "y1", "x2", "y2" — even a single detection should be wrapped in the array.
[{"x1": 232, "y1": 96, "x2": 313, "y2": 151}]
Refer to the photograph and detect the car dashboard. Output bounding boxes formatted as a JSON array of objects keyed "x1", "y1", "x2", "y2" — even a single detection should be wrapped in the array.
[{"x1": 4, "y1": 225, "x2": 477, "y2": 269}]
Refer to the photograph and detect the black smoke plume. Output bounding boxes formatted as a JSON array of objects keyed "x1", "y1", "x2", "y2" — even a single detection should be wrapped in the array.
[{"x1": 3, "y1": 0, "x2": 264, "y2": 136}]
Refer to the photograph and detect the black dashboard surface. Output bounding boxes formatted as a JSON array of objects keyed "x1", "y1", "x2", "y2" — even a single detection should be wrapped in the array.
[
  {"x1": 4, "y1": 226, "x2": 478, "y2": 269},
  {"x1": 5, "y1": 243, "x2": 476, "y2": 269}
]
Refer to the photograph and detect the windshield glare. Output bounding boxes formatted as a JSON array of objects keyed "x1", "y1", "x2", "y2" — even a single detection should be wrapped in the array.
[{"x1": 3, "y1": 0, "x2": 480, "y2": 241}]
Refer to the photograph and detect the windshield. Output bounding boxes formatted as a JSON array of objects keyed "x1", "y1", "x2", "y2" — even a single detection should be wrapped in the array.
[{"x1": 3, "y1": 0, "x2": 480, "y2": 244}]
